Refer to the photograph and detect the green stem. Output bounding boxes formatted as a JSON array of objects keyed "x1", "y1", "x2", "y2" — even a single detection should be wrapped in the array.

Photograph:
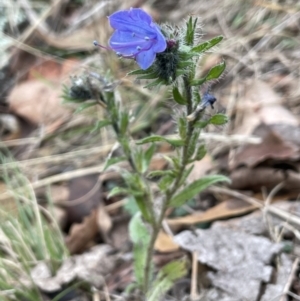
[{"x1": 143, "y1": 75, "x2": 196, "y2": 294}]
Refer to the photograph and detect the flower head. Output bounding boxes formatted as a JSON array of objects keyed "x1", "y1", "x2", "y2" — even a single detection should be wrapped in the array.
[{"x1": 108, "y1": 8, "x2": 167, "y2": 70}]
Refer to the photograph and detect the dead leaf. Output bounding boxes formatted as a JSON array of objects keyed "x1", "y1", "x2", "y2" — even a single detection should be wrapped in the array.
[
  {"x1": 154, "y1": 230, "x2": 179, "y2": 252},
  {"x1": 109, "y1": 218, "x2": 130, "y2": 250},
  {"x1": 31, "y1": 245, "x2": 119, "y2": 292},
  {"x1": 230, "y1": 167, "x2": 300, "y2": 192},
  {"x1": 230, "y1": 123, "x2": 300, "y2": 169},
  {"x1": 66, "y1": 175, "x2": 101, "y2": 225},
  {"x1": 8, "y1": 80, "x2": 70, "y2": 130},
  {"x1": 235, "y1": 80, "x2": 298, "y2": 135},
  {"x1": 175, "y1": 228, "x2": 282, "y2": 301},
  {"x1": 66, "y1": 209, "x2": 98, "y2": 254},
  {"x1": 167, "y1": 199, "x2": 257, "y2": 227},
  {"x1": 97, "y1": 202, "x2": 112, "y2": 240}
]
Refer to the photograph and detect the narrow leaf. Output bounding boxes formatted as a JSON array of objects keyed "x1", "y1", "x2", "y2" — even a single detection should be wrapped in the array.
[
  {"x1": 129, "y1": 213, "x2": 152, "y2": 286},
  {"x1": 205, "y1": 61, "x2": 226, "y2": 81},
  {"x1": 194, "y1": 145, "x2": 206, "y2": 161},
  {"x1": 137, "y1": 72, "x2": 158, "y2": 80},
  {"x1": 209, "y1": 113, "x2": 229, "y2": 125},
  {"x1": 172, "y1": 87, "x2": 187, "y2": 105},
  {"x1": 136, "y1": 135, "x2": 184, "y2": 147},
  {"x1": 128, "y1": 68, "x2": 153, "y2": 75},
  {"x1": 190, "y1": 77, "x2": 206, "y2": 87},
  {"x1": 191, "y1": 36, "x2": 223, "y2": 53},
  {"x1": 104, "y1": 156, "x2": 127, "y2": 170},
  {"x1": 107, "y1": 186, "x2": 129, "y2": 198},
  {"x1": 91, "y1": 119, "x2": 111, "y2": 133},
  {"x1": 74, "y1": 101, "x2": 97, "y2": 113},
  {"x1": 170, "y1": 175, "x2": 230, "y2": 207},
  {"x1": 147, "y1": 170, "x2": 173, "y2": 178},
  {"x1": 147, "y1": 260, "x2": 187, "y2": 301},
  {"x1": 143, "y1": 144, "x2": 156, "y2": 172}
]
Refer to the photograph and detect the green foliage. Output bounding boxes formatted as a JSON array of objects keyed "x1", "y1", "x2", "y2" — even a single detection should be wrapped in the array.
[
  {"x1": 0, "y1": 157, "x2": 68, "y2": 300},
  {"x1": 209, "y1": 113, "x2": 229, "y2": 125},
  {"x1": 185, "y1": 16, "x2": 198, "y2": 46},
  {"x1": 205, "y1": 61, "x2": 226, "y2": 81},
  {"x1": 147, "y1": 260, "x2": 187, "y2": 301},
  {"x1": 74, "y1": 101, "x2": 97, "y2": 113},
  {"x1": 172, "y1": 86, "x2": 187, "y2": 105},
  {"x1": 191, "y1": 36, "x2": 223, "y2": 53},
  {"x1": 63, "y1": 16, "x2": 228, "y2": 300},
  {"x1": 129, "y1": 213, "x2": 152, "y2": 287},
  {"x1": 136, "y1": 135, "x2": 184, "y2": 147},
  {"x1": 104, "y1": 156, "x2": 127, "y2": 171},
  {"x1": 91, "y1": 119, "x2": 111, "y2": 133},
  {"x1": 195, "y1": 113, "x2": 229, "y2": 128},
  {"x1": 170, "y1": 175, "x2": 230, "y2": 207}
]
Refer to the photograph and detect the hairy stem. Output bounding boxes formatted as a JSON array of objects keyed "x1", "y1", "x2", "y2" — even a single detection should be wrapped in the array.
[{"x1": 143, "y1": 75, "x2": 195, "y2": 293}]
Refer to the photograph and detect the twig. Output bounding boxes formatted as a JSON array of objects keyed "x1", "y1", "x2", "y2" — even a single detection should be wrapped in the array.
[
  {"x1": 279, "y1": 257, "x2": 300, "y2": 301},
  {"x1": 191, "y1": 251, "x2": 199, "y2": 301},
  {"x1": 209, "y1": 186, "x2": 300, "y2": 227}
]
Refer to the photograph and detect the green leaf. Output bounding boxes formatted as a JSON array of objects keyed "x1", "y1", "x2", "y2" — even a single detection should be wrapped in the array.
[
  {"x1": 135, "y1": 195, "x2": 152, "y2": 222},
  {"x1": 191, "y1": 36, "x2": 223, "y2": 53},
  {"x1": 128, "y1": 68, "x2": 153, "y2": 76},
  {"x1": 185, "y1": 17, "x2": 198, "y2": 46},
  {"x1": 129, "y1": 212, "x2": 151, "y2": 245},
  {"x1": 178, "y1": 117, "x2": 187, "y2": 140},
  {"x1": 209, "y1": 113, "x2": 229, "y2": 125},
  {"x1": 91, "y1": 119, "x2": 111, "y2": 133},
  {"x1": 119, "y1": 112, "x2": 129, "y2": 135},
  {"x1": 137, "y1": 72, "x2": 159, "y2": 80},
  {"x1": 170, "y1": 175, "x2": 230, "y2": 207},
  {"x1": 147, "y1": 170, "x2": 174, "y2": 178},
  {"x1": 190, "y1": 77, "x2": 207, "y2": 87},
  {"x1": 74, "y1": 101, "x2": 97, "y2": 113},
  {"x1": 158, "y1": 175, "x2": 175, "y2": 191},
  {"x1": 123, "y1": 196, "x2": 139, "y2": 216},
  {"x1": 107, "y1": 186, "x2": 129, "y2": 198},
  {"x1": 194, "y1": 120, "x2": 209, "y2": 128},
  {"x1": 144, "y1": 78, "x2": 163, "y2": 89},
  {"x1": 187, "y1": 129, "x2": 200, "y2": 159},
  {"x1": 136, "y1": 135, "x2": 184, "y2": 147},
  {"x1": 172, "y1": 87, "x2": 187, "y2": 105},
  {"x1": 147, "y1": 259, "x2": 187, "y2": 301},
  {"x1": 143, "y1": 144, "x2": 156, "y2": 172},
  {"x1": 194, "y1": 145, "x2": 206, "y2": 161},
  {"x1": 104, "y1": 156, "x2": 127, "y2": 171},
  {"x1": 129, "y1": 213, "x2": 152, "y2": 287},
  {"x1": 205, "y1": 61, "x2": 226, "y2": 81}
]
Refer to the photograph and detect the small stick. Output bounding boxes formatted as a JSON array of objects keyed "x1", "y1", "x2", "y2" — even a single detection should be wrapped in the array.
[
  {"x1": 191, "y1": 251, "x2": 199, "y2": 300},
  {"x1": 279, "y1": 257, "x2": 300, "y2": 301}
]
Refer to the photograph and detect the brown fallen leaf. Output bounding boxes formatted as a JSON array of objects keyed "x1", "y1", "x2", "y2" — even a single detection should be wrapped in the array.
[
  {"x1": 230, "y1": 167, "x2": 300, "y2": 192},
  {"x1": 154, "y1": 230, "x2": 179, "y2": 253},
  {"x1": 66, "y1": 175, "x2": 101, "y2": 225},
  {"x1": 230, "y1": 123, "x2": 300, "y2": 169},
  {"x1": 66, "y1": 209, "x2": 98, "y2": 254},
  {"x1": 235, "y1": 80, "x2": 298, "y2": 136},
  {"x1": 97, "y1": 202, "x2": 112, "y2": 241},
  {"x1": 167, "y1": 198, "x2": 258, "y2": 227},
  {"x1": 8, "y1": 80, "x2": 70, "y2": 130}
]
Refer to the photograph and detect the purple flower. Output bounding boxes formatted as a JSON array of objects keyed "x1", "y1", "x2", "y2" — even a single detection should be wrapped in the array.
[{"x1": 108, "y1": 8, "x2": 167, "y2": 70}]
